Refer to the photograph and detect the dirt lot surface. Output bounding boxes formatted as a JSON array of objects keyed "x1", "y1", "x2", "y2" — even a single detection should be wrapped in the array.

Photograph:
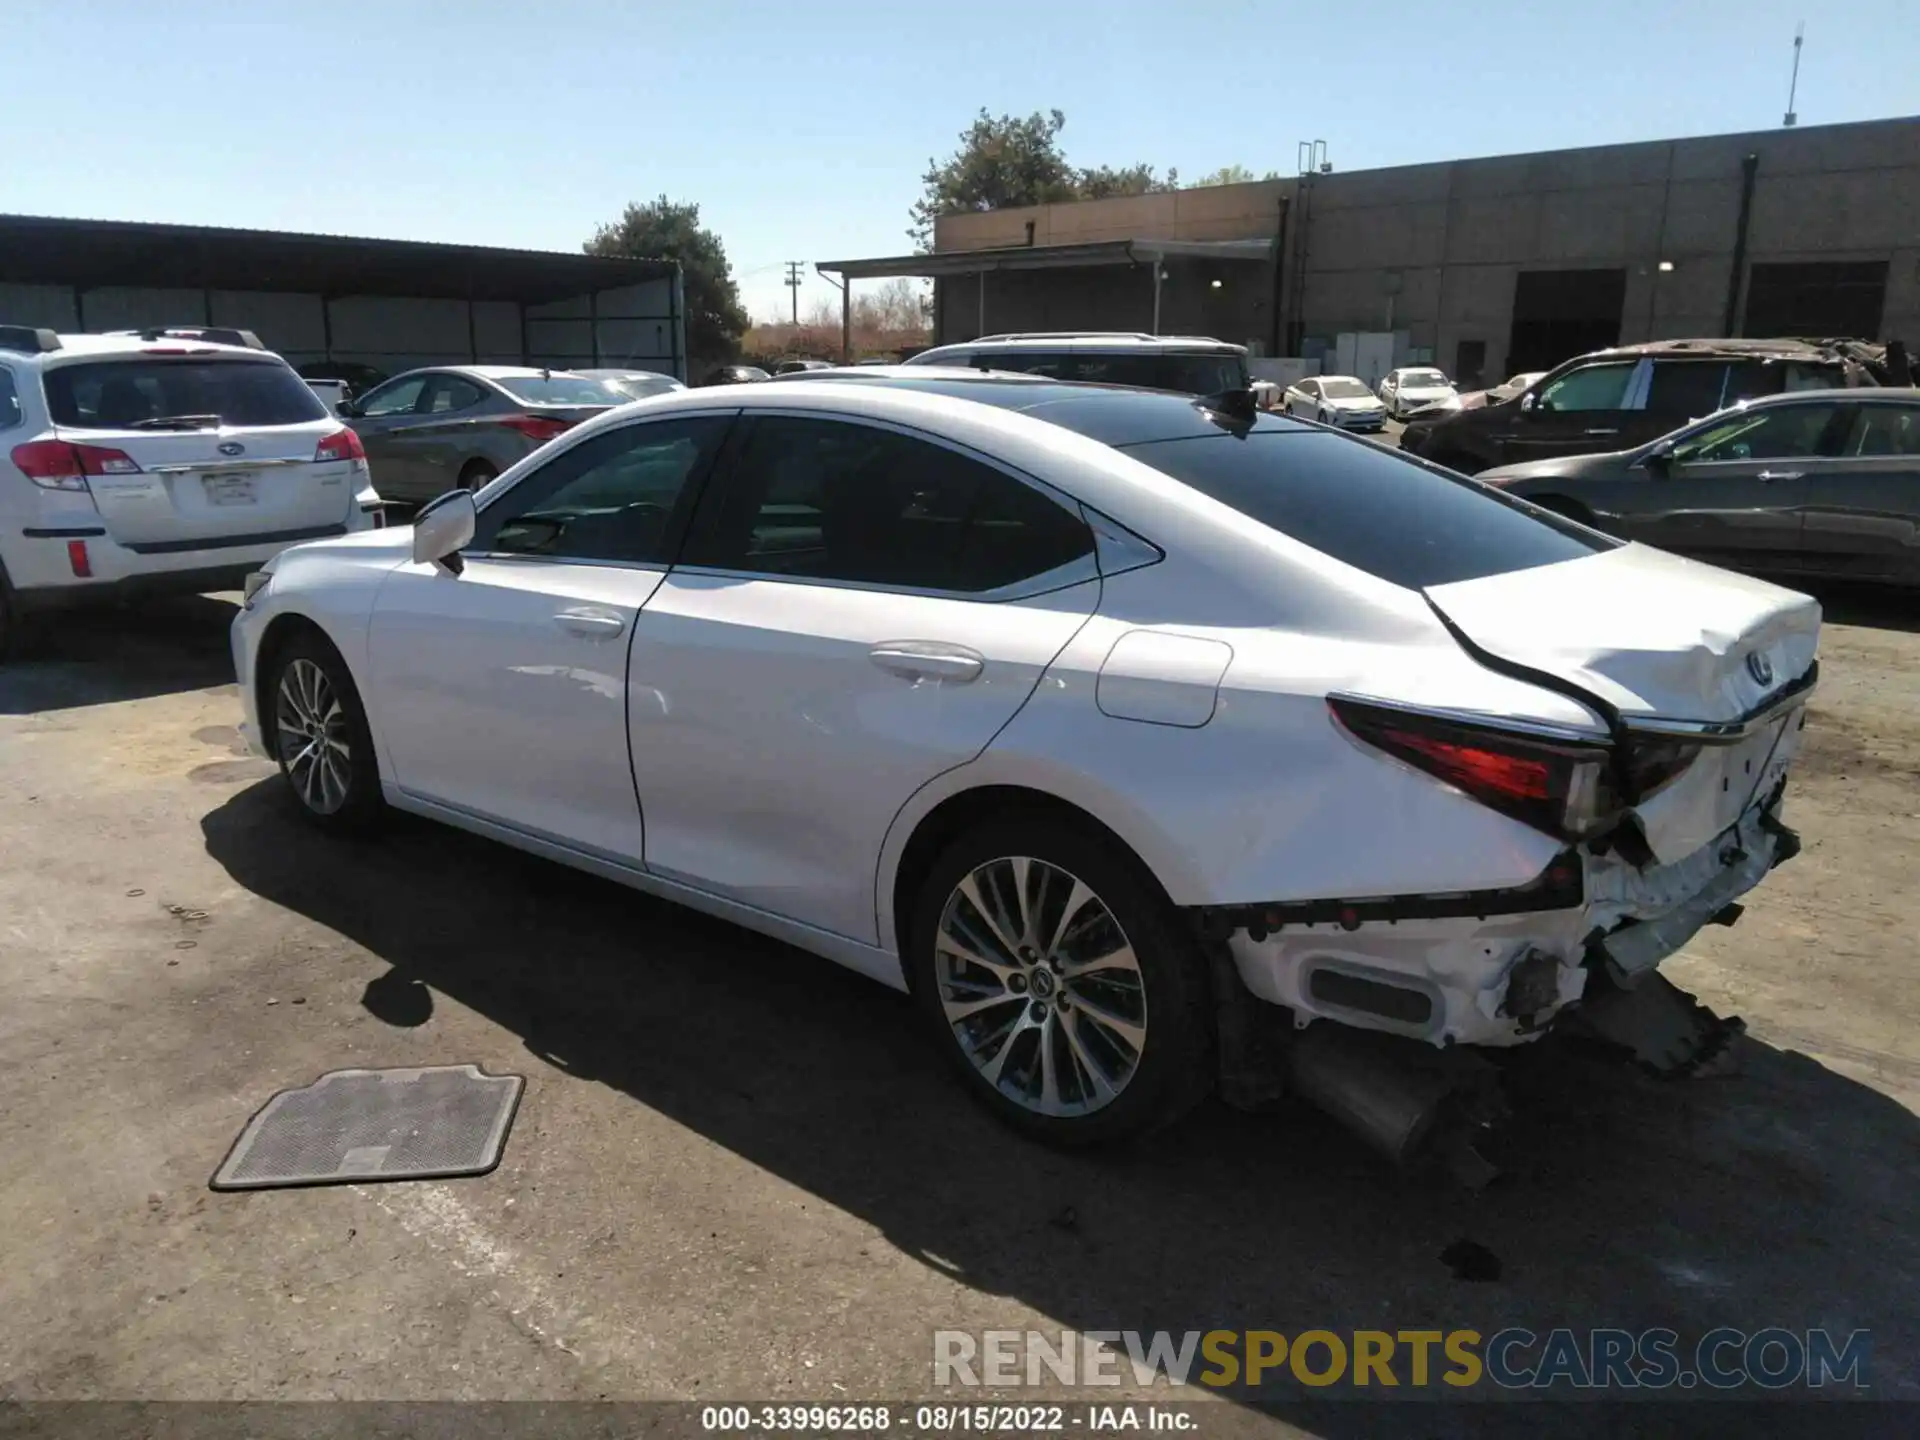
[{"x1": 2, "y1": 587, "x2": 1916, "y2": 1436}]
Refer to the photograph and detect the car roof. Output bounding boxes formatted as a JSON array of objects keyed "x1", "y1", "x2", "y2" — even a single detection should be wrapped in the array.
[
  {"x1": 20, "y1": 333, "x2": 282, "y2": 367},
  {"x1": 915, "y1": 334, "x2": 1246, "y2": 356},
  {"x1": 1737, "y1": 386, "x2": 1920, "y2": 407},
  {"x1": 1580, "y1": 337, "x2": 1863, "y2": 364},
  {"x1": 744, "y1": 367, "x2": 1308, "y2": 446}
]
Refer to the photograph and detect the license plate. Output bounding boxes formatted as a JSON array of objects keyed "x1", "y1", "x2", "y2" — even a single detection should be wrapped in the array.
[{"x1": 203, "y1": 472, "x2": 257, "y2": 506}]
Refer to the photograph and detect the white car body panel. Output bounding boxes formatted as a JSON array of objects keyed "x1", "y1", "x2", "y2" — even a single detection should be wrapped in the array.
[
  {"x1": 626, "y1": 570, "x2": 1099, "y2": 944},
  {"x1": 233, "y1": 379, "x2": 1820, "y2": 1055},
  {"x1": 366, "y1": 555, "x2": 661, "y2": 862}
]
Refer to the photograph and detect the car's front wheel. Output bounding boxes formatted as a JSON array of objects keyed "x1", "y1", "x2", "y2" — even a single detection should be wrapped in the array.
[
  {"x1": 907, "y1": 814, "x2": 1214, "y2": 1145},
  {"x1": 268, "y1": 633, "x2": 384, "y2": 833}
]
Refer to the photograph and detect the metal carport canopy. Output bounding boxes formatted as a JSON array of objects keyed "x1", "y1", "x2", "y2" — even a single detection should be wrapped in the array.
[
  {"x1": 816, "y1": 238, "x2": 1272, "y2": 279},
  {"x1": 0, "y1": 213, "x2": 677, "y2": 302}
]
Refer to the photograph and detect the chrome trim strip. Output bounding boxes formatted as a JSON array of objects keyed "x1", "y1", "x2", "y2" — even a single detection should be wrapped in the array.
[
  {"x1": 148, "y1": 458, "x2": 310, "y2": 473},
  {"x1": 1328, "y1": 691, "x2": 1610, "y2": 746},
  {"x1": 1620, "y1": 662, "x2": 1819, "y2": 745}
]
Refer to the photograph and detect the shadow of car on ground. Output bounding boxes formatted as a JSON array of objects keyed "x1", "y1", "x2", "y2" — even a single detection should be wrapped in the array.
[
  {"x1": 0, "y1": 593, "x2": 240, "y2": 715},
  {"x1": 200, "y1": 782, "x2": 1919, "y2": 1434}
]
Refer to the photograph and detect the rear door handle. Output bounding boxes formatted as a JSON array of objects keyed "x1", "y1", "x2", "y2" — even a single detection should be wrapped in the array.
[
  {"x1": 869, "y1": 641, "x2": 984, "y2": 683},
  {"x1": 1757, "y1": 470, "x2": 1805, "y2": 482},
  {"x1": 1582, "y1": 428, "x2": 1620, "y2": 437},
  {"x1": 555, "y1": 607, "x2": 626, "y2": 639}
]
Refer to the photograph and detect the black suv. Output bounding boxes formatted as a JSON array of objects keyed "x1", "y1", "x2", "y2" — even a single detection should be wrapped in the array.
[{"x1": 1400, "y1": 338, "x2": 1892, "y2": 475}]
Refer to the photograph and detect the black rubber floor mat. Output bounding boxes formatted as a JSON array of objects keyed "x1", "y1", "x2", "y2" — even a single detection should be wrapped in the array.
[{"x1": 211, "y1": 1065, "x2": 524, "y2": 1191}]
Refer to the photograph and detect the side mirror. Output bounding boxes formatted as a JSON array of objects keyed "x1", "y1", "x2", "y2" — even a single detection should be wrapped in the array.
[
  {"x1": 1519, "y1": 393, "x2": 1538, "y2": 413},
  {"x1": 336, "y1": 399, "x2": 361, "y2": 418},
  {"x1": 1644, "y1": 446, "x2": 1674, "y2": 475},
  {"x1": 412, "y1": 489, "x2": 476, "y2": 573}
]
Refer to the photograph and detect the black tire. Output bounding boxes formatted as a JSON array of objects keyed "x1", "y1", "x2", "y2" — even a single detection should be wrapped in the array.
[
  {"x1": 906, "y1": 813, "x2": 1215, "y2": 1146},
  {"x1": 460, "y1": 461, "x2": 498, "y2": 492},
  {"x1": 265, "y1": 631, "x2": 385, "y2": 834}
]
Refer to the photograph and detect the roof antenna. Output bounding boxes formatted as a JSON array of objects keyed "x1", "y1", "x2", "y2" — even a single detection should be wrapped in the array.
[{"x1": 1783, "y1": 21, "x2": 1804, "y2": 126}]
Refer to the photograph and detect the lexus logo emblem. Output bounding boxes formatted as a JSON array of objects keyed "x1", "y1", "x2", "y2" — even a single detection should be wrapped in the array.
[
  {"x1": 217, "y1": 441, "x2": 245, "y2": 457},
  {"x1": 1746, "y1": 651, "x2": 1775, "y2": 687}
]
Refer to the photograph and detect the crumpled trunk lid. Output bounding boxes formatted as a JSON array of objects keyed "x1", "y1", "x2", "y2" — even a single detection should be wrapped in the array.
[{"x1": 1425, "y1": 543, "x2": 1819, "y2": 862}]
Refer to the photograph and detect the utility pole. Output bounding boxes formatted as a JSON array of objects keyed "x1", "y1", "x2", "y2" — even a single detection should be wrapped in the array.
[
  {"x1": 784, "y1": 261, "x2": 804, "y2": 324},
  {"x1": 1783, "y1": 21, "x2": 1804, "y2": 126}
]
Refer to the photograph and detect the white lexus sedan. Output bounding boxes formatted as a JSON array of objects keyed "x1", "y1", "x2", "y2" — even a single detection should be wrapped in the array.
[
  {"x1": 232, "y1": 369, "x2": 1816, "y2": 1152},
  {"x1": 1378, "y1": 366, "x2": 1461, "y2": 419},
  {"x1": 1280, "y1": 375, "x2": 1390, "y2": 430}
]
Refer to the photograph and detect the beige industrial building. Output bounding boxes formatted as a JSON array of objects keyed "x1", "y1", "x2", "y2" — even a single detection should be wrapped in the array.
[{"x1": 822, "y1": 114, "x2": 1920, "y2": 387}]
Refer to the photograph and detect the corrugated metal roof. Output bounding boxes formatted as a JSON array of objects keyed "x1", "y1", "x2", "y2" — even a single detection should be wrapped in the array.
[{"x1": 0, "y1": 214, "x2": 676, "y2": 303}]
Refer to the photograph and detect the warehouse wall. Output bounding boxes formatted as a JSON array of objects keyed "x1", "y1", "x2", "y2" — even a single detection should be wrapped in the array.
[
  {"x1": 525, "y1": 278, "x2": 680, "y2": 372},
  {"x1": 925, "y1": 115, "x2": 1920, "y2": 383}
]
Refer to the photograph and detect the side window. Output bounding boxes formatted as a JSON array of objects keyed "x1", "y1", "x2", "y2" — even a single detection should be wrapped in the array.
[
  {"x1": 1645, "y1": 362, "x2": 1732, "y2": 419},
  {"x1": 980, "y1": 350, "x2": 1069, "y2": 378},
  {"x1": 357, "y1": 375, "x2": 428, "y2": 417},
  {"x1": 422, "y1": 376, "x2": 487, "y2": 414},
  {"x1": 1674, "y1": 404, "x2": 1844, "y2": 464},
  {"x1": 1842, "y1": 405, "x2": 1920, "y2": 457},
  {"x1": 1535, "y1": 362, "x2": 1634, "y2": 413},
  {"x1": 684, "y1": 415, "x2": 1093, "y2": 593},
  {"x1": 472, "y1": 415, "x2": 732, "y2": 564},
  {"x1": 0, "y1": 368, "x2": 20, "y2": 430}
]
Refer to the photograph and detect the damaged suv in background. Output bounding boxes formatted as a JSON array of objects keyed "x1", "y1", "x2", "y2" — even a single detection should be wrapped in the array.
[{"x1": 1400, "y1": 337, "x2": 1898, "y2": 475}]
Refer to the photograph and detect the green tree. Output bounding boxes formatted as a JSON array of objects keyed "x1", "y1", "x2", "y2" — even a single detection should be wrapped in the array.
[
  {"x1": 909, "y1": 108, "x2": 1082, "y2": 249},
  {"x1": 585, "y1": 196, "x2": 749, "y2": 365},
  {"x1": 1078, "y1": 162, "x2": 1178, "y2": 199},
  {"x1": 1187, "y1": 164, "x2": 1280, "y2": 187}
]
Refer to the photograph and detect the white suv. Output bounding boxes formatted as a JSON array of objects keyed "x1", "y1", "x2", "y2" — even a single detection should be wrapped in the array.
[{"x1": 0, "y1": 326, "x2": 379, "y2": 656}]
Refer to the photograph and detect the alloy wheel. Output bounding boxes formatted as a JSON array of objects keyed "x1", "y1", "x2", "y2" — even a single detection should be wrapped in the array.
[
  {"x1": 275, "y1": 657, "x2": 353, "y2": 815},
  {"x1": 934, "y1": 856, "x2": 1148, "y2": 1118}
]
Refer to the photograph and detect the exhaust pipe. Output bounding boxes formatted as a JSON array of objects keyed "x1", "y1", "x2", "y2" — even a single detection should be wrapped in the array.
[{"x1": 1286, "y1": 1023, "x2": 1501, "y2": 1178}]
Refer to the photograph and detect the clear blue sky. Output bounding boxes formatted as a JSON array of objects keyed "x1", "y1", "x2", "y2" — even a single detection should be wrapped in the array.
[{"x1": 6, "y1": 0, "x2": 1916, "y2": 324}]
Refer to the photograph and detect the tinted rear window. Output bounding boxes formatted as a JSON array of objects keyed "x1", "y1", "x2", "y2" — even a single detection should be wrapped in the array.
[
  {"x1": 44, "y1": 359, "x2": 327, "y2": 428},
  {"x1": 495, "y1": 375, "x2": 625, "y2": 406},
  {"x1": 1119, "y1": 430, "x2": 1609, "y2": 589}
]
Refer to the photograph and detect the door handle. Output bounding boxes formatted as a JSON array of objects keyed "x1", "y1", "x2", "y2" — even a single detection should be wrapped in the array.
[
  {"x1": 1582, "y1": 428, "x2": 1620, "y2": 437},
  {"x1": 1756, "y1": 470, "x2": 1805, "y2": 483},
  {"x1": 869, "y1": 642, "x2": 984, "y2": 683},
  {"x1": 555, "y1": 607, "x2": 626, "y2": 639}
]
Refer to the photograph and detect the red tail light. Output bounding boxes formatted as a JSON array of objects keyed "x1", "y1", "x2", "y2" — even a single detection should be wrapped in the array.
[
  {"x1": 67, "y1": 540, "x2": 92, "y2": 577},
  {"x1": 1330, "y1": 697, "x2": 1619, "y2": 841},
  {"x1": 11, "y1": 440, "x2": 141, "y2": 491},
  {"x1": 314, "y1": 427, "x2": 366, "y2": 463},
  {"x1": 501, "y1": 414, "x2": 575, "y2": 443}
]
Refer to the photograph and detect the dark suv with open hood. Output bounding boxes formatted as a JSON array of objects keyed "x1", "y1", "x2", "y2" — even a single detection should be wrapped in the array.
[{"x1": 1400, "y1": 338, "x2": 1895, "y2": 475}]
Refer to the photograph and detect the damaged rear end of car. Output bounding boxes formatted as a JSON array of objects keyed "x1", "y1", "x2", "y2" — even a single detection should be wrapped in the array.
[{"x1": 1199, "y1": 541, "x2": 1817, "y2": 1180}]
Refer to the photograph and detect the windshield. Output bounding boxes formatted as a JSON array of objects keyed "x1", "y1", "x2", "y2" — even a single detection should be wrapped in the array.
[
  {"x1": 1320, "y1": 379, "x2": 1375, "y2": 400},
  {"x1": 495, "y1": 374, "x2": 625, "y2": 406},
  {"x1": 1400, "y1": 370, "x2": 1449, "y2": 388},
  {"x1": 1119, "y1": 429, "x2": 1607, "y2": 589},
  {"x1": 44, "y1": 359, "x2": 328, "y2": 428}
]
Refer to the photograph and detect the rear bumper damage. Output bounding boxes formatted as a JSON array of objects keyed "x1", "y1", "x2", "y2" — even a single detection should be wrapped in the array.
[{"x1": 1194, "y1": 792, "x2": 1802, "y2": 1178}]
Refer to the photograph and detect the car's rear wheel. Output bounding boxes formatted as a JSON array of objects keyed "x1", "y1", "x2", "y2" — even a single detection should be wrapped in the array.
[
  {"x1": 269, "y1": 633, "x2": 383, "y2": 833},
  {"x1": 907, "y1": 814, "x2": 1214, "y2": 1145}
]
